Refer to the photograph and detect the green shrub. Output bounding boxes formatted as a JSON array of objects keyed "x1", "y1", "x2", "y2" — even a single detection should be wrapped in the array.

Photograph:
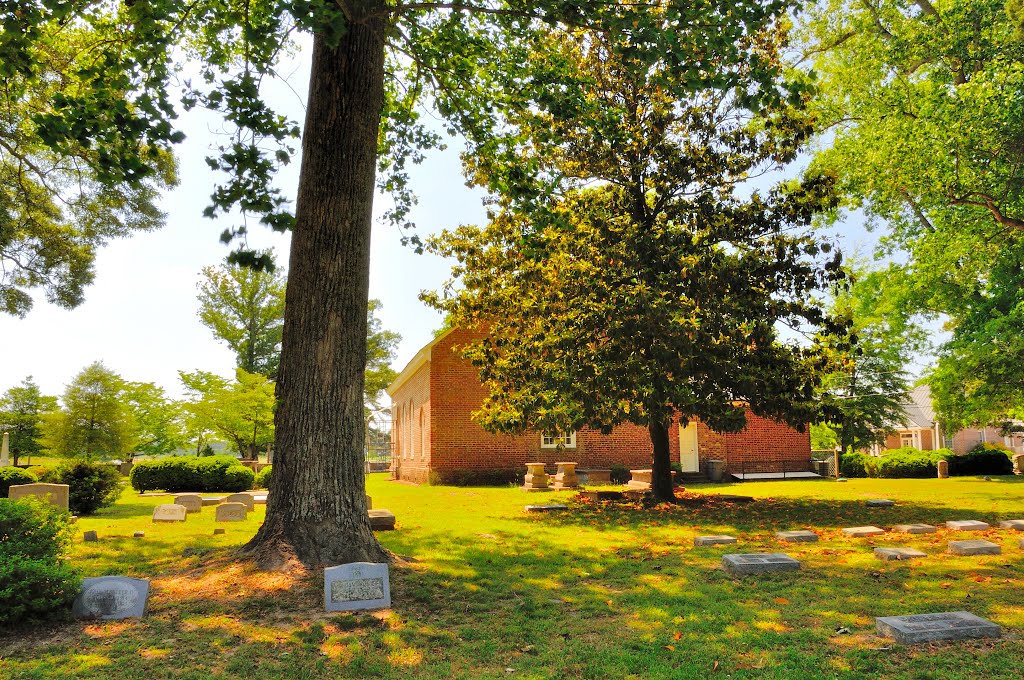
[
  {"x1": 610, "y1": 464, "x2": 631, "y2": 484},
  {"x1": 255, "y1": 466, "x2": 273, "y2": 489},
  {"x1": 0, "y1": 497, "x2": 80, "y2": 625},
  {"x1": 839, "y1": 452, "x2": 874, "y2": 478},
  {"x1": 40, "y1": 461, "x2": 124, "y2": 515},
  {"x1": 129, "y1": 455, "x2": 255, "y2": 492},
  {"x1": 875, "y1": 448, "x2": 950, "y2": 478},
  {"x1": 949, "y1": 443, "x2": 1014, "y2": 476},
  {"x1": 25, "y1": 465, "x2": 52, "y2": 479},
  {"x1": 0, "y1": 467, "x2": 38, "y2": 497}
]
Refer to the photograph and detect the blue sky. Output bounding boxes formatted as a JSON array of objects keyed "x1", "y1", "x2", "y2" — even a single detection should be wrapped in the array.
[{"x1": 0, "y1": 43, "x2": 892, "y2": 401}]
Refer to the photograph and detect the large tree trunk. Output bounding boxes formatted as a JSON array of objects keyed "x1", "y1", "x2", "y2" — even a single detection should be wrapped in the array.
[
  {"x1": 241, "y1": 8, "x2": 389, "y2": 570},
  {"x1": 649, "y1": 418, "x2": 675, "y2": 501}
]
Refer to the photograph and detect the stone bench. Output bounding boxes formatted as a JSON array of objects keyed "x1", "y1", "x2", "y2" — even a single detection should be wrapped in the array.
[{"x1": 578, "y1": 469, "x2": 612, "y2": 484}]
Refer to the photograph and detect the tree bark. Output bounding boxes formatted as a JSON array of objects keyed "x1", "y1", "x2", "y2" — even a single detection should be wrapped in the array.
[
  {"x1": 649, "y1": 418, "x2": 675, "y2": 501},
  {"x1": 241, "y1": 7, "x2": 389, "y2": 569}
]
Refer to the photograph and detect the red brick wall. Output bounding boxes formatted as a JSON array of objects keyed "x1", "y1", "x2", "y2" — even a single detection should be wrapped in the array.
[
  {"x1": 392, "y1": 327, "x2": 810, "y2": 482},
  {"x1": 390, "y1": 360, "x2": 432, "y2": 484}
]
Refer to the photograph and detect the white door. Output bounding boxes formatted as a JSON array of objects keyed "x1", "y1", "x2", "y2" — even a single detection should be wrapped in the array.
[{"x1": 679, "y1": 422, "x2": 699, "y2": 472}]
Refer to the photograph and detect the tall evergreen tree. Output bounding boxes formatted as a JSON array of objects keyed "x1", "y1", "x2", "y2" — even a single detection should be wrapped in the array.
[{"x1": 0, "y1": 376, "x2": 57, "y2": 465}]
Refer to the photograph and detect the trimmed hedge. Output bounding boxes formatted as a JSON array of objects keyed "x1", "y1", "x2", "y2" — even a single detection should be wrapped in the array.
[
  {"x1": 949, "y1": 443, "x2": 1013, "y2": 476},
  {"x1": 129, "y1": 455, "x2": 255, "y2": 493},
  {"x1": 428, "y1": 468, "x2": 523, "y2": 486},
  {"x1": 40, "y1": 460, "x2": 123, "y2": 515},
  {"x1": 0, "y1": 496, "x2": 80, "y2": 625},
  {"x1": 839, "y1": 452, "x2": 873, "y2": 478},
  {"x1": 0, "y1": 467, "x2": 38, "y2": 497},
  {"x1": 875, "y1": 449, "x2": 951, "y2": 478},
  {"x1": 255, "y1": 465, "x2": 272, "y2": 489}
]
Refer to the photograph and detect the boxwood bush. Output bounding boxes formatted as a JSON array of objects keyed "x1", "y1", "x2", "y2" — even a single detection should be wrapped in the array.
[
  {"x1": 0, "y1": 496, "x2": 80, "y2": 625},
  {"x1": 0, "y1": 467, "x2": 38, "y2": 497},
  {"x1": 129, "y1": 455, "x2": 255, "y2": 493},
  {"x1": 255, "y1": 465, "x2": 272, "y2": 489},
  {"x1": 874, "y1": 448, "x2": 951, "y2": 478},
  {"x1": 40, "y1": 460, "x2": 124, "y2": 515},
  {"x1": 948, "y1": 443, "x2": 1014, "y2": 476},
  {"x1": 839, "y1": 452, "x2": 874, "y2": 478}
]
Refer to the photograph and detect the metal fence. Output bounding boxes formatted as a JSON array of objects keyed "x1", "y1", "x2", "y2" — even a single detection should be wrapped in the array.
[{"x1": 365, "y1": 413, "x2": 392, "y2": 472}]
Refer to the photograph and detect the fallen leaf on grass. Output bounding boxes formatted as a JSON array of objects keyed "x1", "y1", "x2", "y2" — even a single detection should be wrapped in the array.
[
  {"x1": 774, "y1": 597, "x2": 790, "y2": 605},
  {"x1": 663, "y1": 645, "x2": 675, "y2": 651}
]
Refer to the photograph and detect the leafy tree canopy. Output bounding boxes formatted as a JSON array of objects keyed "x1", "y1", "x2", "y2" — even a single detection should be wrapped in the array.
[
  {"x1": 43, "y1": 361, "x2": 132, "y2": 460},
  {"x1": 198, "y1": 254, "x2": 287, "y2": 379},
  {"x1": 180, "y1": 368, "x2": 275, "y2": 461}
]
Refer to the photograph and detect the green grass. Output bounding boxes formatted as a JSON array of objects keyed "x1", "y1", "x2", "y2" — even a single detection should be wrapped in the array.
[{"x1": 3, "y1": 476, "x2": 1024, "y2": 678}]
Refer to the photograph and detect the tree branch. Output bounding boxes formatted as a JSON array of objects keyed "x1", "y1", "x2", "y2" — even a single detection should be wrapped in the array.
[{"x1": 949, "y1": 190, "x2": 1024, "y2": 232}]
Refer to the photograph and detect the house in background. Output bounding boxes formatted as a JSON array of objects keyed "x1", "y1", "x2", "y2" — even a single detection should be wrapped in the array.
[
  {"x1": 873, "y1": 385, "x2": 1024, "y2": 455},
  {"x1": 387, "y1": 327, "x2": 814, "y2": 484}
]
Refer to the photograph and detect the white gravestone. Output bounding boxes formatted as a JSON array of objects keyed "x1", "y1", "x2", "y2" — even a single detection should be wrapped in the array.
[
  {"x1": 216, "y1": 502, "x2": 248, "y2": 521},
  {"x1": 997, "y1": 519, "x2": 1024, "y2": 531},
  {"x1": 1, "y1": 431, "x2": 9, "y2": 467},
  {"x1": 948, "y1": 540, "x2": 1001, "y2": 556},
  {"x1": 8, "y1": 483, "x2": 70, "y2": 511},
  {"x1": 876, "y1": 611, "x2": 1001, "y2": 644},
  {"x1": 152, "y1": 504, "x2": 187, "y2": 522},
  {"x1": 174, "y1": 494, "x2": 203, "y2": 514},
  {"x1": 866, "y1": 499, "x2": 895, "y2": 507},
  {"x1": 324, "y1": 562, "x2": 391, "y2": 612},
  {"x1": 875, "y1": 547, "x2": 927, "y2": 561},
  {"x1": 72, "y1": 576, "x2": 150, "y2": 620}
]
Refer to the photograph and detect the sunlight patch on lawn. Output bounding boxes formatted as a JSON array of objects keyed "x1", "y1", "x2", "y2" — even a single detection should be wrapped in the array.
[{"x1": 181, "y1": 614, "x2": 291, "y2": 644}]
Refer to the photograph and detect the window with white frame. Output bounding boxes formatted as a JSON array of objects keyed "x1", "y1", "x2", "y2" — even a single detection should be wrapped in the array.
[
  {"x1": 541, "y1": 431, "x2": 576, "y2": 449},
  {"x1": 900, "y1": 432, "x2": 916, "y2": 449}
]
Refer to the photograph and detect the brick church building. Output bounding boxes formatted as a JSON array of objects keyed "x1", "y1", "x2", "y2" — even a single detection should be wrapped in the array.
[{"x1": 387, "y1": 327, "x2": 812, "y2": 484}]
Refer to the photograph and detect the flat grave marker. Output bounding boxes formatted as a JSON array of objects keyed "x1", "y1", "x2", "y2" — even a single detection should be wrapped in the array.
[
  {"x1": 72, "y1": 576, "x2": 150, "y2": 620},
  {"x1": 201, "y1": 496, "x2": 225, "y2": 506},
  {"x1": 776, "y1": 530, "x2": 818, "y2": 543},
  {"x1": 324, "y1": 562, "x2": 391, "y2": 612},
  {"x1": 875, "y1": 547, "x2": 927, "y2": 561},
  {"x1": 7, "y1": 483, "x2": 70, "y2": 511},
  {"x1": 948, "y1": 539, "x2": 1001, "y2": 556},
  {"x1": 876, "y1": 611, "x2": 1001, "y2": 644},
  {"x1": 722, "y1": 553, "x2": 800, "y2": 576},
  {"x1": 842, "y1": 526, "x2": 885, "y2": 537},
  {"x1": 695, "y1": 535, "x2": 738, "y2": 546},
  {"x1": 215, "y1": 502, "x2": 248, "y2": 522},
  {"x1": 946, "y1": 520, "x2": 989, "y2": 531},
  {"x1": 525, "y1": 504, "x2": 568, "y2": 513},
  {"x1": 368, "y1": 509, "x2": 396, "y2": 530},
  {"x1": 174, "y1": 494, "x2": 203, "y2": 514},
  {"x1": 133, "y1": 531, "x2": 145, "y2": 538},
  {"x1": 83, "y1": 530, "x2": 98, "y2": 542},
  {"x1": 152, "y1": 504, "x2": 187, "y2": 523},
  {"x1": 894, "y1": 523, "x2": 937, "y2": 534},
  {"x1": 224, "y1": 493, "x2": 255, "y2": 511},
  {"x1": 866, "y1": 499, "x2": 896, "y2": 507},
  {"x1": 997, "y1": 519, "x2": 1024, "y2": 531}
]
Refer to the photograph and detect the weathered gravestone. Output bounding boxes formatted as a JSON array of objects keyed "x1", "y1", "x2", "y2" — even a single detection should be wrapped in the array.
[
  {"x1": 72, "y1": 576, "x2": 150, "y2": 620},
  {"x1": 579, "y1": 469, "x2": 612, "y2": 484},
  {"x1": 224, "y1": 493, "x2": 255, "y2": 510},
  {"x1": 627, "y1": 469, "x2": 653, "y2": 491},
  {"x1": 201, "y1": 496, "x2": 225, "y2": 506},
  {"x1": 83, "y1": 530, "x2": 98, "y2": 542},
  {"x1": 8, "y1": 483, "x2": 70, "y2": 511},
  {"x1": 998, "y1": 519, "x2": 1024, "y2": 531},
  {"x1": 894, "y1": 523, "x2": 937, "y2": 534},
  {"x1": 551, "y1": 462, "x2": 579, "y2": 490},
  {"x1": 133, "y1": 531, "x2": 145, "y2": 538},
  {"x1": 948, "y1": 539, "x2": 1001, "y2": 556},
  {"x1": 875, "y1": 547, "x2": 927, "y2": 561},
  {"x1": 174, "y1": 494, "x2": 203, "y2": 514},
  {"x1": 521, "y1": 463, "x2": 550, "y2": 492},
  {"x1": 866, "y1": 499, "x2": 896, "y2": 507},
  {"x1": 324, "y1": 562, "x2": 391, "y2": 612},
  {"x1": 695, "y1": 535, "x2": 738, "y2": 546},
  {"x1": 843, "y1": 526, "x2": 886, "y2": 537},
  {"x1": 876, "y1": 611, "x2": 1001, "y2": 644},
  {"x1": 722, "y1": 553, "x2": 801, "y2": 576},
  {"x1": 215, "y1": 502, "x2": 248, "y2": 522},
  {"x1": 368, "y1": 509, "x2": 396, "y2": 530},
  {"x1": 946, "y1": 520, "x2": 990, "y2": 531},
  {"x1": 776, "y1": 530, "x2": 818, "y2": 543},
  {"x1": 152, "y1": 504, "x2": 187, "y2": 523},
  {"x1": 213, "y1": 528, "x2": 226, "y2": 535}
]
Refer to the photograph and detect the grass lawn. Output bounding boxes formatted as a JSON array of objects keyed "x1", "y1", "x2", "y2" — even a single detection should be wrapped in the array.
[{"x1": 3, "y1": 475, "x2": 1024, "y2": 678}]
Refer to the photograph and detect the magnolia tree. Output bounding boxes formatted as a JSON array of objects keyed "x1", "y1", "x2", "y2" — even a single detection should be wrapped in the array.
[{"x1": 426, "y1": 26, "x2": 847, "y2": 501}]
